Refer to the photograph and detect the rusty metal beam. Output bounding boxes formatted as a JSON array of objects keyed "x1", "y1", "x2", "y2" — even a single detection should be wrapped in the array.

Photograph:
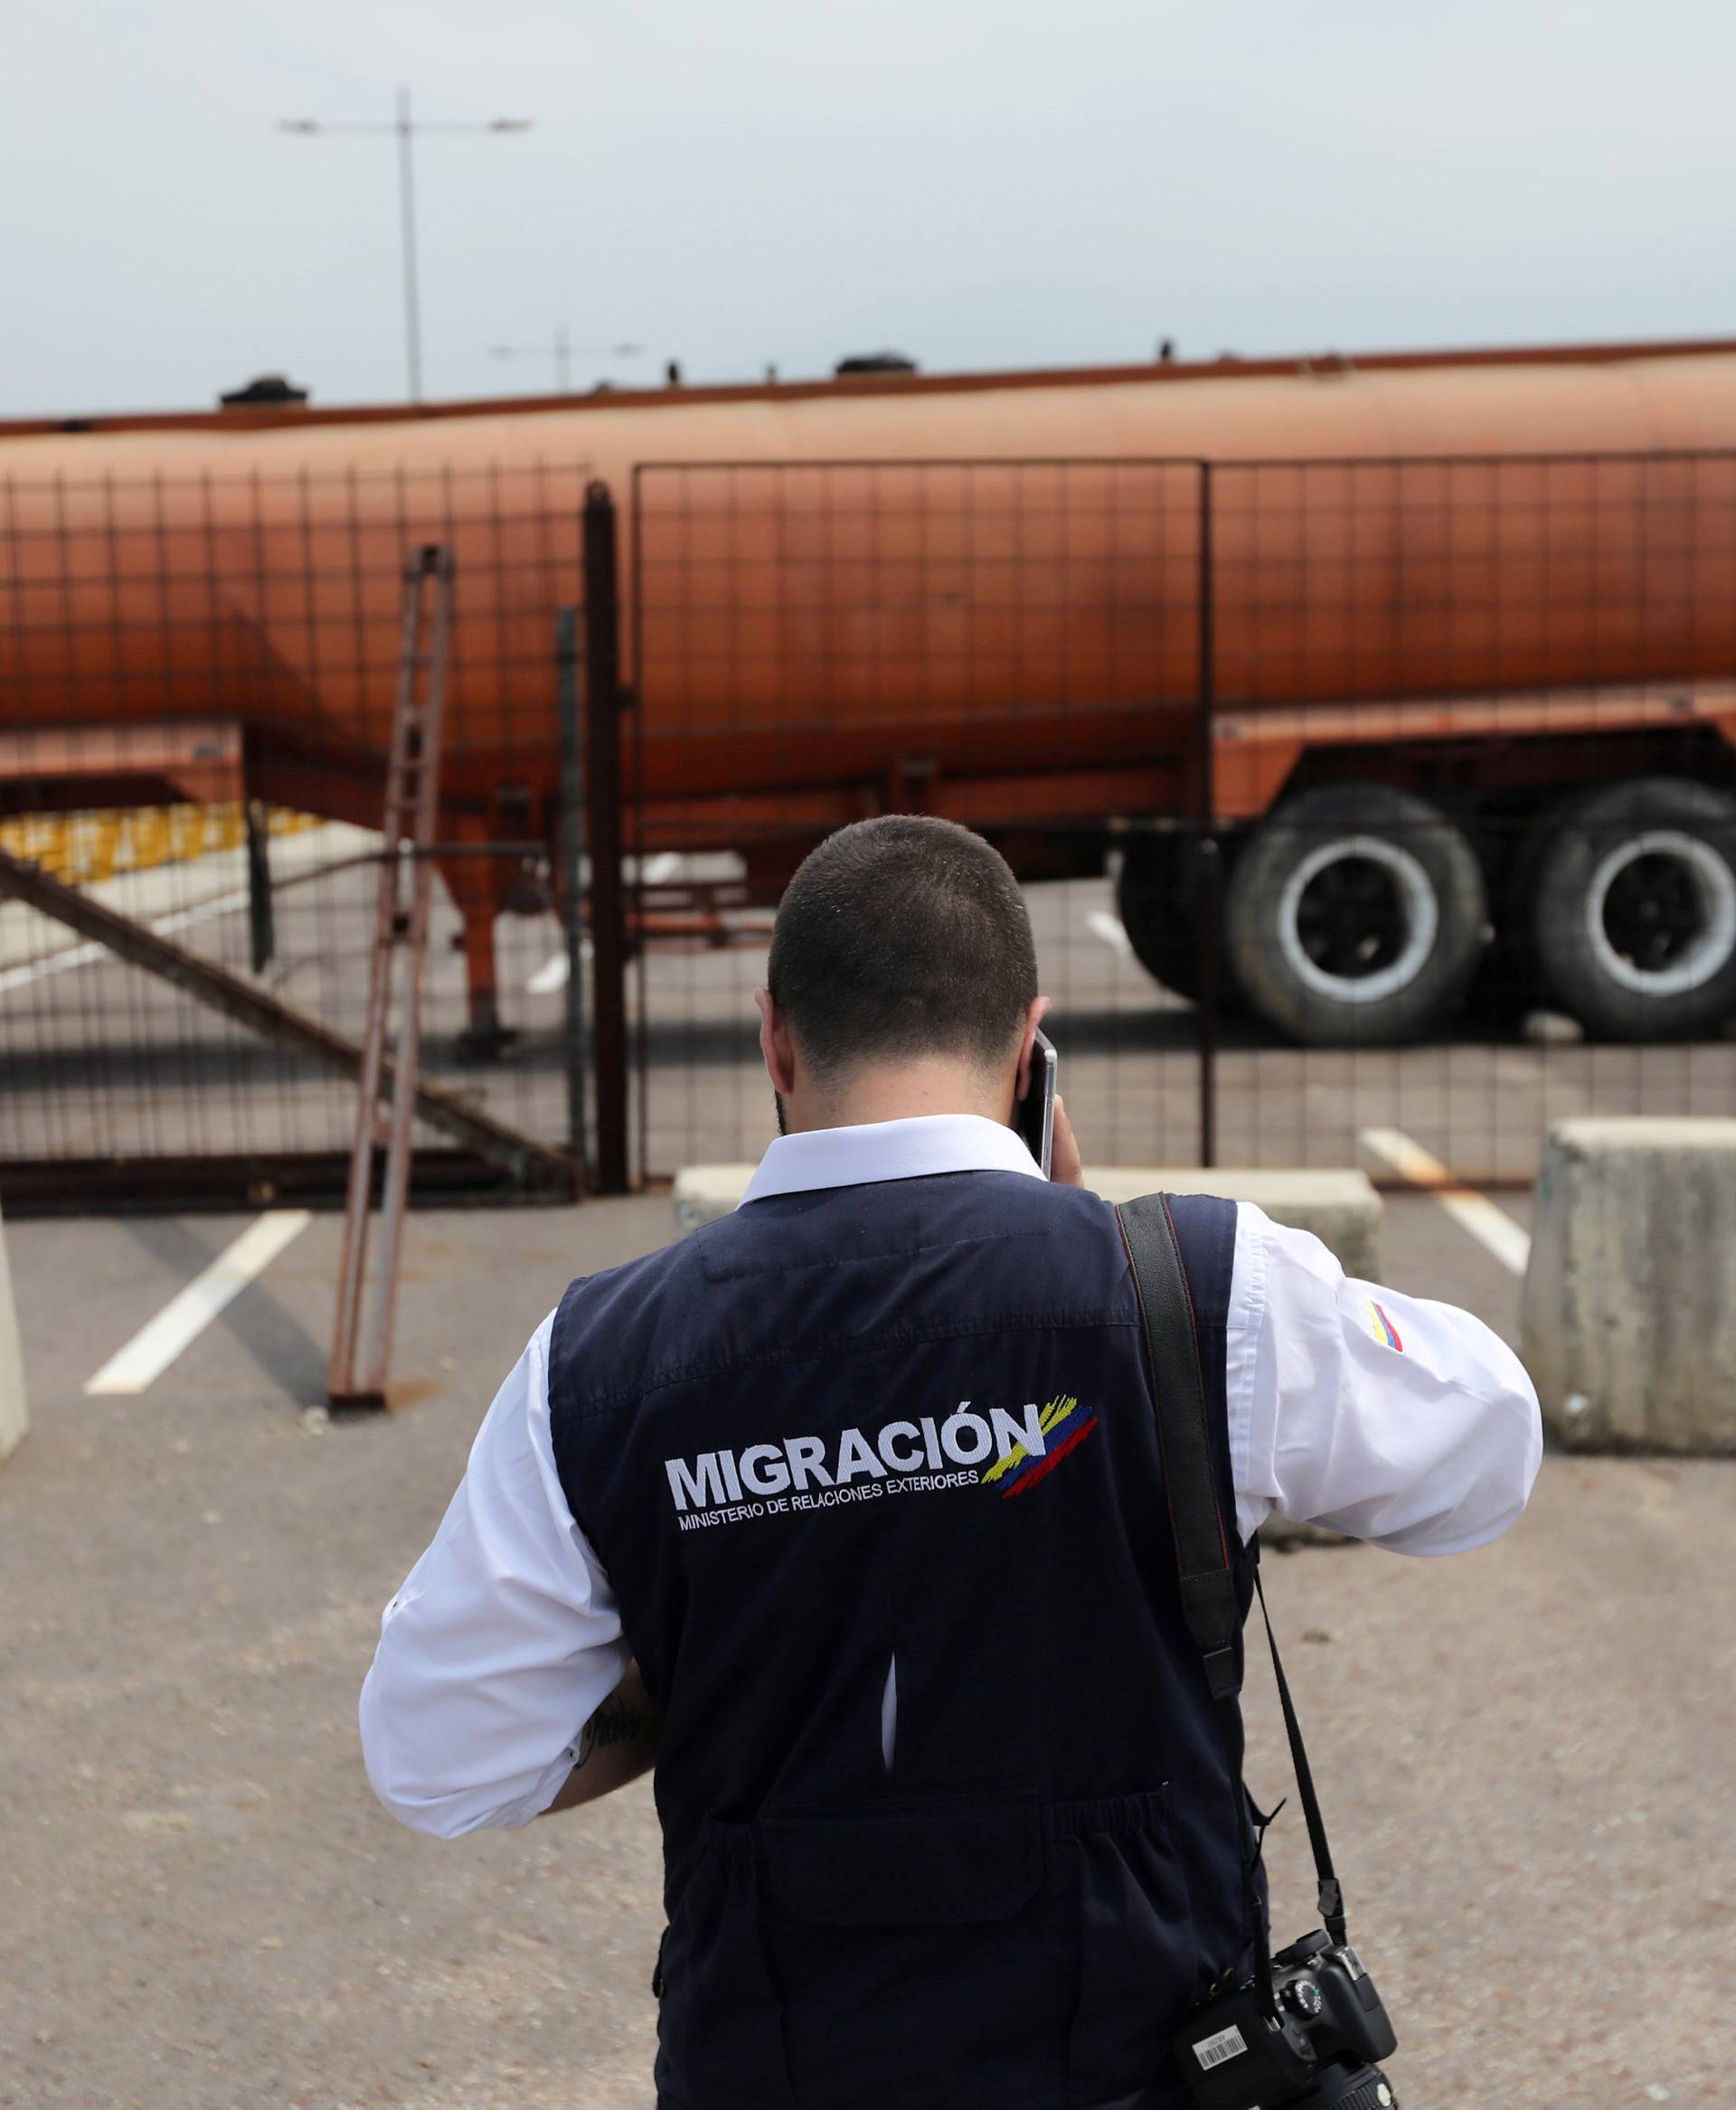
[
  {"x1": 0, "y1": 843, "x2": 576, "y2": 1192},
  {"x1": 0, "y1": 720, "x2": 246, "y2": 808}
]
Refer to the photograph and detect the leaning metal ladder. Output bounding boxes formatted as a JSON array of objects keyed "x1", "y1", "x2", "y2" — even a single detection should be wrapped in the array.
[{"x1": 327, "y1": 544, "x2": 455, "y2": 1408}]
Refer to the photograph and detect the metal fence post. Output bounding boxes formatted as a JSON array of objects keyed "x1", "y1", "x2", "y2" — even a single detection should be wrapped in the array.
[
  {"x1": 556, "y1": 605, "x2": 589, "y2": 1174},
  {"x1": 1195, "y1": 838, "x2": 1221, "y2": 1171},
  {"x1": 1196, "y1": 461, "x2": 1219, "y2": 1170},
  {"x1": 245, "y1": 797, "x2": 275, "y2": 974},
  {"x1": 581, "y1": 481, "x2": 630, "y2": 1195}
]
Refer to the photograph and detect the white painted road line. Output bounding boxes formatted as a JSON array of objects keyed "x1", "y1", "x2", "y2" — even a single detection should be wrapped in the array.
[
  {"x1": 83, "y1": 1210, "x2": 314, "y2": 1396},
  {"x1": 525, "y1": 939, "x2": 593, "y2": 994},
  {"x1": 1359, "y1": 1127, "x2": 1532, "y2": 1276},
  {"x1": 1086, "y1": 910, "x2": 1133, "y2": 959},
  {"x1": 0, "y1": 886, "x2": 251, "y2": 998}
]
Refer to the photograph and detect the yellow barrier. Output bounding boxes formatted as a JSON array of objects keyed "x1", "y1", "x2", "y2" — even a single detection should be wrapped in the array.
[{"x1": 0, "y1": 805, "x2": 321, "y2": 888}]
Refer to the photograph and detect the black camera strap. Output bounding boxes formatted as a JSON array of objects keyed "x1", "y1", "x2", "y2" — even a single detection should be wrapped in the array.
[
  {"x1": 1250, "y1": 1566, "x2": 1344, "y2": 1947},
  {"x1": 1116, "y1": 1195, "x2": 1350, "y2": 2015}
]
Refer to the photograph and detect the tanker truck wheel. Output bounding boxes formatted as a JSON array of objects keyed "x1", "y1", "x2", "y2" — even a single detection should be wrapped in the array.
[
  {"x1": 1224, "y1": 786, "x2": 1487, "y2": 1045},
  {"x1": 1115, "y1": 834, "x2": 1243, "y2": 1008},
  {"x1": 1529, "y1": 778, "x2": 1736, "y2": 1040}
]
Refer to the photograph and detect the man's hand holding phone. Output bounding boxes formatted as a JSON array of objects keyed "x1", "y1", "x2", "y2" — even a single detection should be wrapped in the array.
[{"x1": 1049, "y1": 1096, "x2": 1084, "y2": 1188}]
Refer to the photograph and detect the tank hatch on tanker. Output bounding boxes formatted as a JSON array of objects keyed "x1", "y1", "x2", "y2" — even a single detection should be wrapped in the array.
[
  {"x1": 219, "y1": 373, "x2": 310, "y2": 408},
  {"x1": 835, "y1": 351, "x2": 919, "y2": 374}
]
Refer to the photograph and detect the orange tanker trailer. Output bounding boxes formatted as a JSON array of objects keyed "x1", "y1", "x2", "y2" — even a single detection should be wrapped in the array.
[{"x1": 4, "y1": 335, "x2": 1736, "y2": 1047}]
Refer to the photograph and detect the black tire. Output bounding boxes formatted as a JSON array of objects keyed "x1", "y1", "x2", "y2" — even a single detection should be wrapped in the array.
[
  {"x1": 1115, "y1": 834, "x2": 1243, "y2": 1008},
  {"x1": 1529, "y1": 777, "x2": 1736, "y2": 1041},
  {"x1": 1223, "y1": 786, "x2": 1487, "y2": 1045}
]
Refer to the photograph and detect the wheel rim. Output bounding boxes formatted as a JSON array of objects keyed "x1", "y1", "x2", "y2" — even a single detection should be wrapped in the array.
[
  {"x1": 1583, "y1": 829, "x2": 1736, "y2": 996},
  {"x1": 1275, "y1": 835, "x2": 1439, "y2": 1005}
]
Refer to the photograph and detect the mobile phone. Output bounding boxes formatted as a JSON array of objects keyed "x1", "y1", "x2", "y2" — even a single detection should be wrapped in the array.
[{"x1": 1016, "y1": 1029, "x2": 1058, "y2": 1176}]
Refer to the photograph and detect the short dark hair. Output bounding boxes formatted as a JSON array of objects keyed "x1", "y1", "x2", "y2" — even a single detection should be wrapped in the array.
[{"x1": 767, "y1": 816, "x2": 1038, "y2": 1080}]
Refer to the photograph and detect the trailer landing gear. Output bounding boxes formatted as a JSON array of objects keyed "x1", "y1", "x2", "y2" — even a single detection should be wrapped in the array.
[{"x1": 444, "y1": 865, "x2": 519, "y2": 1064}]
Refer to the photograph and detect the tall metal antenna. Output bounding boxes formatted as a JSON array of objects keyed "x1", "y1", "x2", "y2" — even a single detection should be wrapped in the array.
[
  {"x1": 278, "y1": 87, "x2": 531, "y2": 402},
  {"x1": 488, "y1": 327, "x2": 646, "y2": 395}
]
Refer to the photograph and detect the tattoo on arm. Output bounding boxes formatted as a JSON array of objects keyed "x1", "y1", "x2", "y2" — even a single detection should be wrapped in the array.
[
  {"x1": 571, "y1": 1692, "x2": 647, "y2": 1772},
  {"x1": 543, "y1": 1662, "x2": 659, "y2": 1814}
]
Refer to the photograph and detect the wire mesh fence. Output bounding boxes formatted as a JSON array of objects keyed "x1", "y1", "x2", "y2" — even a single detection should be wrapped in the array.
[
  {"x1": 0, "y1": 460, "x2": 595, "y2": 768},
  {"x1": 3, "y1": 448, "x2": 1736, "y2": 1208},
  {"x1": 0, "y1": 463, "x2": 597, "y2": 1208},
  {"x1": 624, "y1": 458, "x2": 1210, "y2": 1179},
  {"x1": 1206, "y1": 452, "x2": 1736, "y2": 711},
  {"x1": 624, "y1": 454, "x2": 1736, "y2": 1188},
  {"x1": 623, "y1": 822, "x2": 1736, "y2": 1189},
  {"x1": 1178, "y1": 808, "x2": 1736, "y2": 1182},
  {"x1": 0, "y1": 822, "x2": 595, "y2": 1208}
]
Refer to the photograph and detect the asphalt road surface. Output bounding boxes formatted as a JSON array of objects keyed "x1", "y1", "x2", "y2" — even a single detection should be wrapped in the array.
[{"x1": 2, "y1": 1187, "x2": 1731, "y2": 2110}]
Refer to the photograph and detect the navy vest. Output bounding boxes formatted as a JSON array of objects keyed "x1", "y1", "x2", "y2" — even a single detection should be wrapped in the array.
[{"x1": 548, "y1": 1173, "x2": 1252, "y2": 2110}]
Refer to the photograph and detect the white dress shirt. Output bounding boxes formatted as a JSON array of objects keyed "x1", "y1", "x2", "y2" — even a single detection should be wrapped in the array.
[{"x1": 360, "y1": 1115, "x2": 1542, "y2": 1839}]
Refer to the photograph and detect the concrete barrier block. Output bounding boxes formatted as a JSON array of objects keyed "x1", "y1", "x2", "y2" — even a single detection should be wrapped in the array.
[
  {"x1": 1082, "y1": 1168, "x2": 1383, "y2": 1280},
  {"x1": 672, "y1": 1164, "x2": 762, "y2": 1236},
  {"x1": 1522, "y1": 1117, "x2": 1736, "y2": 1454},
  {"x1": 673, "y1": 1163, "x2": 1382, "y2": 1279},
  {"x1": 0, "y1": 1200, "x2": 28, "y2": 1467}
]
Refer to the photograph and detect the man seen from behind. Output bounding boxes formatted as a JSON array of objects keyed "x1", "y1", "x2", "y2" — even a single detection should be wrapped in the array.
[{"x1": 362, "y1": 815, "x2": 1543, "y2": 2110}]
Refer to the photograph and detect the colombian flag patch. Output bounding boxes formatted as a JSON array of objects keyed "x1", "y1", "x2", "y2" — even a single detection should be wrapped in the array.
[
  {"x1": 1367, "y1": 1299, "x2": 1403, "y2": 1352},
  {"x1": 979, "y1": 1393, "x2": 1099, "y2": 1498}
]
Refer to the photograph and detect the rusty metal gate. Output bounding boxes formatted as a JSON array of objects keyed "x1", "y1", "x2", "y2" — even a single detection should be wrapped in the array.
[
  {"x1": 5, "y1": 449, "x2": 1736, "y2": 1209},
  {"x1": 0, "y1": 461, "x2": 599, "y2": 1211},
  {"x1": 619, "y1": 453, "x2": 1736, "y2": 1189}
]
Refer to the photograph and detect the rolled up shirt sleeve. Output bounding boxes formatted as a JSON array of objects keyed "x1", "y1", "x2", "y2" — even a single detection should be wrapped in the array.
[
  {"x1": 359, "y1": 1311, "x2": 630, "y2": 1838},
  {"x1": 1225, "y1": 1205, "x2": 1543, "y2": 1554}
]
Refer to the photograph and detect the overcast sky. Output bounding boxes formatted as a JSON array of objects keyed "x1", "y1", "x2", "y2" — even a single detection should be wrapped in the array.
[{"x1": 5, "y1": 0, "x2": 1733, "y2": 418}]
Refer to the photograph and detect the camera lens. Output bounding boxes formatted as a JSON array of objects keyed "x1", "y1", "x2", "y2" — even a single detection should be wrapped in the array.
[{"x1": 1309, "y1": 2061, "x2": 1400, "y2": 2109}]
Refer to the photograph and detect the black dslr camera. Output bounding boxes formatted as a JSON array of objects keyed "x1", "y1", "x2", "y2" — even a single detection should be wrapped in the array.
[{"x1": 1174, "y1": 1929, "x2": 1399, "y2": 2109}]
